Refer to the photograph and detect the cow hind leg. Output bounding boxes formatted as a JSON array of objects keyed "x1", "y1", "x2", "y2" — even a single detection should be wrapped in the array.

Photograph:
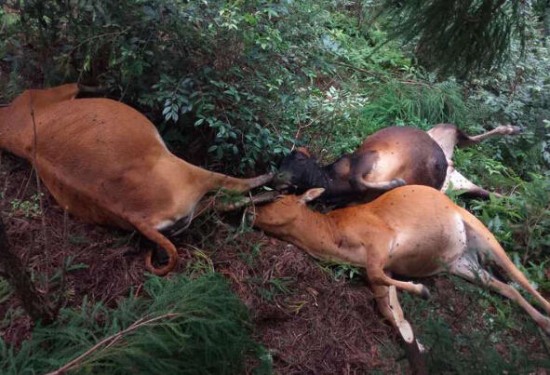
[
  {"x1": 348, "y1": 153, "x2": 406, "y2": 192},
  {"x1": 450, "y1": 256, "x2": 550, "y2": 335},
  {"x1": 457, "y1": 124, "x2": 522, "y2": 147},
  {"x1": 354, "y1": 177, "x2": 407, "y2": 191},
  {"x1": 443, "y1": 168, "x2": 500, "y2": 198}
]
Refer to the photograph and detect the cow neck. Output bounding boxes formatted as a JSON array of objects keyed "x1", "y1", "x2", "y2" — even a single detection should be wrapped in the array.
[
  {"x1": 283, "y1": 205, "x2": 341, "y2": 258},
  {"x1": 299, "y1": 162, "x2": 331, "y2": 191}
]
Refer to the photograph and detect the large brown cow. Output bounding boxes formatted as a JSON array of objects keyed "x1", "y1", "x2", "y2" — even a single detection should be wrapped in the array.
[{"x1": 0, "y1": 84, "x2": 272, "y2": 275}]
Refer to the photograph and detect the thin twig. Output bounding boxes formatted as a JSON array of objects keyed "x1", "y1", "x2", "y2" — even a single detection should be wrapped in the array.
[
  {"x1": 0, "y1": 152, "x2": 7, "y2": 209},
  {"x1": 399, "y1": 80, "x2": 432, "y2": 88},
  {"x1": 63, "y1": 209, "x2": 68, "y2": 246},
  {"x1": 29, "y1": 93, "x2": 48, "y2": 238},
  {"x1": 45, "y1": 313, "x2": 179, "y2": 375},
  {"x1": 292, "y1": 118, "x2": 316, "y2": 151},
  {"x1": 69, "y1": 27, "x2": 132, "y2": 55},
  {"x1": 333, "y1": 61, "x2": 384, "y2": 77},
  {"x1": 53, "y1": 209, "x2": 70, "y2": 313},
  {"x1": 0, "y1": 215, "x2": 56, "y2": 323},
  {"x1": 17, "y1": 167, "x2": 34, "y2": 200}
]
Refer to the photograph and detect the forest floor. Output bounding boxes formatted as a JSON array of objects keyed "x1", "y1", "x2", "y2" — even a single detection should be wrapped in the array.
[{"x1": 1, "y1": 152, "x2": 549, "y2": 374}]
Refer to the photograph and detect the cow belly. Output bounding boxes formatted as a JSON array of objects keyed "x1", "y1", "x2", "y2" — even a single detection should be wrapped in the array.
[
  {"x1": 37, "y1": 162, "x2": 133, "y2": 229},
  {"x1": 385, "y1": 213, "x2": 467, "y2": 277}
]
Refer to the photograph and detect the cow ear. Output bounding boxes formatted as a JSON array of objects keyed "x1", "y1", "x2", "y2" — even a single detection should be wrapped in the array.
[
  {"x1": 299, "y1": 188, "x2": 325, "y2": 204},
  {"x1": 29, "y1": 84, "x2": 80, "y2": 111},
  {"x1": 295, "y1": 147, "x2": 312, "y2": 158}
]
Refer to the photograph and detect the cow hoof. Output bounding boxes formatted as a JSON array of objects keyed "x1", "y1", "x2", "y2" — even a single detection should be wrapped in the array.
[
  {"x1": 498, "y1": 124, "x2": 523, "y2": 135},
  {"x1": 417, "y1": 340, "x2": 427, "y2": 353},
  {"x1": 420, "y1": 286, "x2": 431, "y2": 300}
]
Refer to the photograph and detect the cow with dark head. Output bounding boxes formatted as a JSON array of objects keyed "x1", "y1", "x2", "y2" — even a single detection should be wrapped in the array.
[{"x1": 276, "y1": 124, "x2": 521, "y2": 205}]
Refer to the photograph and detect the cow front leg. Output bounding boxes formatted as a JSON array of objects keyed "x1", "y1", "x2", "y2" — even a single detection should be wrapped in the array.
[
  {"x1": 366, "y1": 250, "x2": 431, "y2": 298},
  {"x1": 372, "y1": 285, "x2": 427, "y2": 374}
]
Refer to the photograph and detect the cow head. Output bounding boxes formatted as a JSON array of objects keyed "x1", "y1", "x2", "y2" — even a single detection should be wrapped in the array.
[
  {"x1": 274, "y1": 147, "x2": 328, "y2": 193},
  {"x1": 250, "y1": 188, "x2": 325, "y2": 229}
]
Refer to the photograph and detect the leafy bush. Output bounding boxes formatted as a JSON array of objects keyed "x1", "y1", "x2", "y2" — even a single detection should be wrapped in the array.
[
  {"x1": 466, "y1": 35, "x2": 550, "y2": 175},
  {"x1": 379, "y1": 0, "x2": 531, "y2": 79},
  {"x1": 359, "y1": 79, "x2": 485, "y2": 129},
  {"x1": 2, "y1": 0, "x2": 373, "y2": 172}
]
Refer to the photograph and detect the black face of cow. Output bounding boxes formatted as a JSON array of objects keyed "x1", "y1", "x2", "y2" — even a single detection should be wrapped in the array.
[{"x1": 274, "y1": 150, "x2": 327, "y2": 193}]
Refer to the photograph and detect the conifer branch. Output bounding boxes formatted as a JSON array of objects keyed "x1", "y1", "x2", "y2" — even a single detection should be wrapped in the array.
[{"x1": 45, "y1": 313, "x2": 180, "y2": 375}]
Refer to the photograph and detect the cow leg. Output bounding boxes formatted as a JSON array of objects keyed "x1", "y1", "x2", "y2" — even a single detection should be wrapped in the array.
[
  {"x1": 353, "y1": 177, "x2": 407, "y2": 191},
  {"x1": 366, "y1": 256, "x2": 430, "y2": 298},
  {"x1": 369, "y1": 272, "x2": 430, "y2": 298},
  {"x1": 441, "y1": 168, "x2": 500, "y2": 198},
  {"x1": 457, "y1": 124, "x2": 522, "y2": 147},
  {"x1": 373, "y1": 285, "x2": 427, "y2": 374},
  {"x1": 373, "y1": 285, "x2": 418, "y2": 345},
  {"x1": 450, "y1": 257, "x2": 550, "y2": 335},
  {"x1": 349, "y1": 170, "x2": 406, "y2": 192},
  {"x1": 347, "y1": 152, "x2": 406, "y2": 192}
]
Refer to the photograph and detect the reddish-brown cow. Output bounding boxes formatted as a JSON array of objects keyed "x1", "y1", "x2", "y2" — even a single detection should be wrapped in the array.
[
  {"x1": 0, "y1": 84, "x2": 272, "y2": 275},
  {"x1": 250, "y1": 186, "x2": 550, "y2": 371}
]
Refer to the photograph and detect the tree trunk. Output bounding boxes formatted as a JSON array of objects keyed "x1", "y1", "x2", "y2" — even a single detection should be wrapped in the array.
[{"x1": 0, "y1": 216, "x2": 56, "y2": 324}]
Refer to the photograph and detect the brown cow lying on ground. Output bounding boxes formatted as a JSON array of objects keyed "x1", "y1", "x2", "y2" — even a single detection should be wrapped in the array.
[
  {"x1": 249, "y1": 186, "x2": 550, "y2": 371},
  {"x1": 0, "y1": 84, "x2": 272, "y2": 275},
  {"x1": 276, "y1": 124, "x2": 521, "y2": 205}
]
